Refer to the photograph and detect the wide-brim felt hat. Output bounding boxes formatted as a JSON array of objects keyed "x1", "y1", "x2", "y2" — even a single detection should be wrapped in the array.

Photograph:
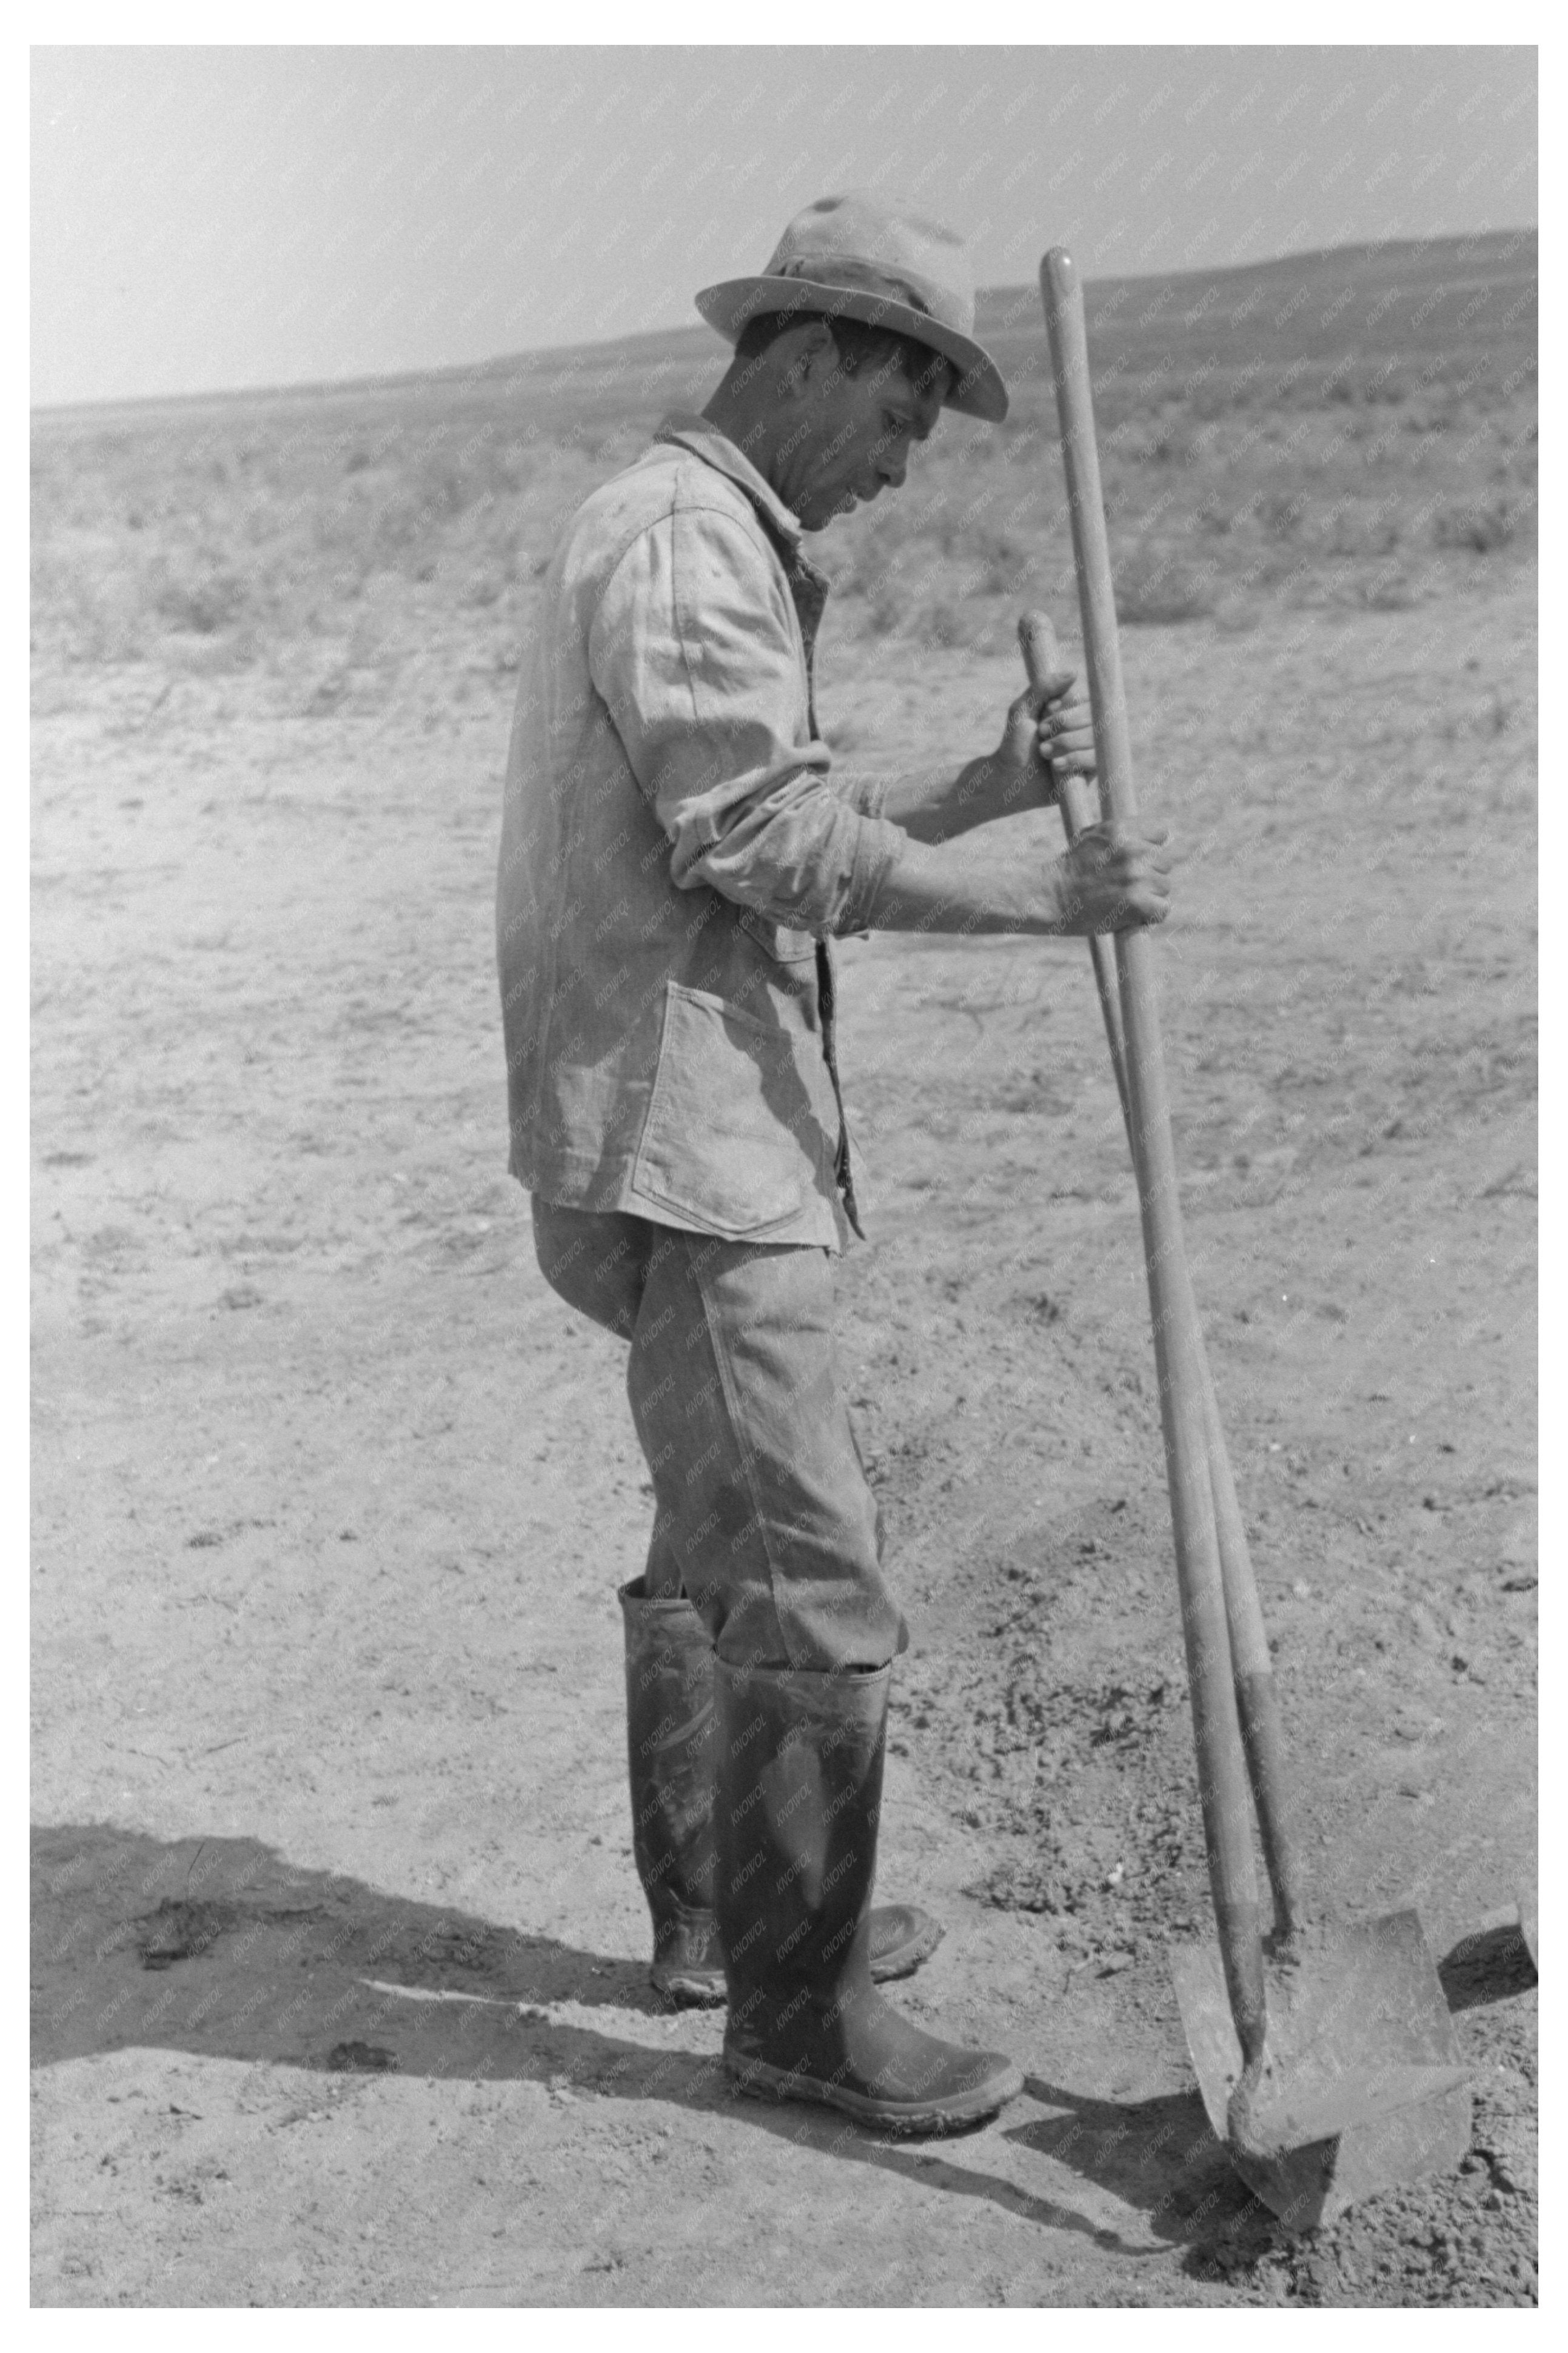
[{"x1": 695, "y1": 191, "x2": 1008, "y2": 424}]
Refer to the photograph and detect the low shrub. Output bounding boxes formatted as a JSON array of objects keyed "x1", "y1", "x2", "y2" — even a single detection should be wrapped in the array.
[
  {"x1": 1432, "y1": 501, "x2": 1516, "y2": 554},
  {"x1": 1113, "y1": 554, "x2": 1216, "y2": 626}
]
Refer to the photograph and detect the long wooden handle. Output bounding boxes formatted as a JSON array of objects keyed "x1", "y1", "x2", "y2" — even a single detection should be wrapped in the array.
[
  {"x1": 1019, "y1": 612, "x2": 1303, "y2": 1938},
  {"x1": 1016, "y1": 613, "x2": 1131, "y2": 1137},
  {"x1": 1038, "y1": 250, "x2": 1268, "y2": 2092}
]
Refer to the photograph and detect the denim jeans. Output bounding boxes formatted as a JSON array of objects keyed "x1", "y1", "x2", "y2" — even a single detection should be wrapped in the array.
[{"x1": 531, "y1": 1197, "x2": 906, "y2": 1672}]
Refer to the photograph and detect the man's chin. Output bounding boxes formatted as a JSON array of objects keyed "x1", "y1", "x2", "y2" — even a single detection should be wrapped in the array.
[{"x1": 799, "y1": 492, "x2": 857, "y2": 533}]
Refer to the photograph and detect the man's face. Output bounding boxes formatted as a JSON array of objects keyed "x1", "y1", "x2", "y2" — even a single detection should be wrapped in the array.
[{"x1": 772, "y1": 333, "x2": 948, "y2": 532}]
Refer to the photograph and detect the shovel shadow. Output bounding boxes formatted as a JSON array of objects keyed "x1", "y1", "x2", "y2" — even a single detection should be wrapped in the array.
[
  {"x1": 32, "y1": 1822, "x2": 1165, "y2": 2260},
  {"x1": 1005, "y1": 2077, "x2": 1277, "y2": 2258}
]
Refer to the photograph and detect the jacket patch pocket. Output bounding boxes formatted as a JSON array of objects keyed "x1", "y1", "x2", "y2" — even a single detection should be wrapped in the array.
[{"x1": 631, "y1": 983, "x2": 833, "y2": 1238}]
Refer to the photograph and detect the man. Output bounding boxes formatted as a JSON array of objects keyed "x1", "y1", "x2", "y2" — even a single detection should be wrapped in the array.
[{"x1": 497, "y1": 193, "x2": 1170, "y2": 2135}]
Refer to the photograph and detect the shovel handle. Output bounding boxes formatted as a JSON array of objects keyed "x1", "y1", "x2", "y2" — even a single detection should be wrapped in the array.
[
  {"x1": 1038, "y1": 249, "x2": 1268, "y2": 2088},
  {"x1": 1019, "y1": 611, "x2": 1304, "y2": 1941},
  {"x1": 1017, "y1": 612, "x2": 1133, "y2": 1141}
]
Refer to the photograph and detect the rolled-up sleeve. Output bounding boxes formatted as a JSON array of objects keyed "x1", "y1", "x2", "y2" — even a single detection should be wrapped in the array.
[
  {"x1": 829, "y1": 769, "x2": 895, "y2": 820},
  {"x1": 587, "y1": 503, "x2": 903, "y2": 937}
]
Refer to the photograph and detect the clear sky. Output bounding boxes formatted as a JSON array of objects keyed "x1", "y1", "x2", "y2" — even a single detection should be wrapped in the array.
[{"x1": 32, "y1": 44, "x2": 1537, "y2": 407}]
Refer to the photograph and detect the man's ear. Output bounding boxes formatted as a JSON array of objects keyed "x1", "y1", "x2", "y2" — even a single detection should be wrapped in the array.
[{"x1": 779, "y1": 320, "x2": 838, "y2": 400}]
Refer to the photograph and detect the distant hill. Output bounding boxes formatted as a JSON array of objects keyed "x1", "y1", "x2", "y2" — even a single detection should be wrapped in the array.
[{"x1": 36, "y1": 229, "x2": 1536, "y2": 429}]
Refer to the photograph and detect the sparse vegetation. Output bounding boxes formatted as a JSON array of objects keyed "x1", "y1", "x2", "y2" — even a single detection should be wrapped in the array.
[{"x1": 32, "y1": 232, "x2": 1536, "y2": 691}]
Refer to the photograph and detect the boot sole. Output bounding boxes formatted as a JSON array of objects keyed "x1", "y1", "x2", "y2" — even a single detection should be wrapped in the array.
[
  {"x1": 869, "y1": 1909, "x2": 943, "y2": 1983},
  {"x1": 654, "y1": 1910, "x2": 945, "y2": 2009},
  {"x1": 651, "y1": 1964, "x2": 728, "y2": 2009},
  {"x1": 723, "y1": 2046, "x2": 1025, "y2": 2137}
]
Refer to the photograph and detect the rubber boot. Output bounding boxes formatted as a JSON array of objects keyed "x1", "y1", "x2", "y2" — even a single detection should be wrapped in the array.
[
  {"x1": 620, "y1": 1580, "x2": 943, "y2": 2006},
  {"x1": 714, "y1": 1658, "x2": 1025, "y2": 2135},
  {"x1": 620, "y1": 1578, "x2": 725, "y2": 2004}
]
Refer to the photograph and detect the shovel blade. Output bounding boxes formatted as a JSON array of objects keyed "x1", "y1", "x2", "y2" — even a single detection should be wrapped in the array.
[
  {"x1": 1170, "y1": 1909, "x2": 1472, "y2": 2230},
  {"x1": 1241, "y1": 2061, "x2": 1470, "y2": 2152}
]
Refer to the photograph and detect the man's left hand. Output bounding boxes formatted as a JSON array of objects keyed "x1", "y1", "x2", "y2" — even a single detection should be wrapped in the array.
[{"x1": 994, "y1": 666, "x2": 1097, "y2": 811}]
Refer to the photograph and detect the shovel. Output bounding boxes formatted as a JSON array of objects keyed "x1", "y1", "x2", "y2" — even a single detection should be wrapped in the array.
[{"x1": 1024, "y1": 247, "x2": 1472, "y2": 2229}]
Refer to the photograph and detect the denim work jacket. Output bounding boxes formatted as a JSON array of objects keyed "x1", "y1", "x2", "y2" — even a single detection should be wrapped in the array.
[{"x1": 496, "y1": 413, "x2": 907, "y2": 1250}]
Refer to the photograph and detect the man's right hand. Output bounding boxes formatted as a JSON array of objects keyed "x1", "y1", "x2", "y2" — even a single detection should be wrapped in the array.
[
  {"x1": 1051, "y1": 820, "x2": 1173, "y2": 934},
  {"x1": 862, "y1": 812, "x2": 1174, "y2": 939}
]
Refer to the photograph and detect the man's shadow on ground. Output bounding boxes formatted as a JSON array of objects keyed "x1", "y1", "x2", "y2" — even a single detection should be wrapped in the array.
[{"x1": 32, "y1": 1823, "x2": 1534, "y2": 2272}]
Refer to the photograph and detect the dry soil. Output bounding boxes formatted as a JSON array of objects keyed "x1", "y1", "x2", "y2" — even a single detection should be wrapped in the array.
[{"x1": 32, "y1": 561, "x2": 1536, "y2": 2304}]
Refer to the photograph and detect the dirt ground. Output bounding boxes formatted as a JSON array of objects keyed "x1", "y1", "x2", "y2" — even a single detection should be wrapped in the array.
[{"x1": 32, "y1": 564, "x2": 1536, "y2": 2304}]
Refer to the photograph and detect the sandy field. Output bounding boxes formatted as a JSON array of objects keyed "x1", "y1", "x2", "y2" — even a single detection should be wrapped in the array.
[{"x1": 32, "y1": 238, "x2": 1536, "y2": 2307}]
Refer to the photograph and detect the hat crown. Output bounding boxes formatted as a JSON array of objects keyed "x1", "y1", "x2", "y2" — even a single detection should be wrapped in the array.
[
  {"x1": 762, "y1": 191, "x2": 977, "y2": 340},
  {"x1": 692, "y1": 189, "x2": 1008, "y2": 421}
]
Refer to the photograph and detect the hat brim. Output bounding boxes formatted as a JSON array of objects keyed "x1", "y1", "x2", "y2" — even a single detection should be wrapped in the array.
[{"x1": 694, "y1": 276, "x2": 1008, "y2": 424}]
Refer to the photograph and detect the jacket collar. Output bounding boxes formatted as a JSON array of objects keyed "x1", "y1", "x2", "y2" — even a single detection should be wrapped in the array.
[
  {"x1": 652, "y1": 411, "x2": 831, "y2": 689},
  {"x1": 652, "y1": 411, "x2": 805, "y2": 547}
]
